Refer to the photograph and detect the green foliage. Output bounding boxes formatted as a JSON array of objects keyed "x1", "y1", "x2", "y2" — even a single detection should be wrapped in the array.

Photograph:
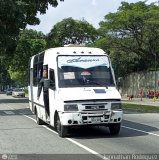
[
  {"x1": 9, "y1": 29, "x2": 46, "y2": 86},
  {"x1": 2, "y1": 1, "x2": 159, "y2": 87},
  {"x1": 8, "y1": 69, "x2": 26, "y2": 87},
  {"x1": 97, "y1": 1, "x2": 159, "y2": 77},
  {"x1": 122, "y1": 103, "x2": 159, "y2": 113},
  {"x1": 47, "y1": 18, "x2": 98, "y2": 47},
  {"x1": 0, "y1": 0, "x2": 63, "y2": 57},
  {"x1": 0, "y1": 59, "x2": 11, "y2": 89},
  {"x1": 13, "y1": 29, "x2": 46, "y2": 70}
]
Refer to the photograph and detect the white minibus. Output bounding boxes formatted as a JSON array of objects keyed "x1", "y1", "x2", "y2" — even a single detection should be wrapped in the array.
[{"x1": 28, "y1": 46, "x2": 123, "y2": 137}]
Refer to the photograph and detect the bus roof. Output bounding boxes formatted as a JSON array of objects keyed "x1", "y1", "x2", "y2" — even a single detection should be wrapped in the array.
[
  {"x1": 30, "y1": 47, "x2": 108, "y2": 68},
  {"x1": 45, "y1": 47, "x2": 107, "y2": 56}
]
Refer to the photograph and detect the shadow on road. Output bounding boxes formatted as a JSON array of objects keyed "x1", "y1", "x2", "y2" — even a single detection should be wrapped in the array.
[
  {"x1": 1, "y1": 93, "x2": 159, "y2": 139},
  {"x1": 122, "y1": 119, "x2": 159, "y2": 133},
  {"x1": 0, "y1": 98, "x2": 29, "y2": 104},
  {"x1": 64, "y1": 119, "x2": 159, "y2": 139},
  {"x1": 0, "y1": 108, "x2": 33, "y2": 116}
]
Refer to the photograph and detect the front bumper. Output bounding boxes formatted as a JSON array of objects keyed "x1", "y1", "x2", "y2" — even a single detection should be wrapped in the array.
[{"x1": 59, "y1": 110, "x2": 123, "y2": 126}]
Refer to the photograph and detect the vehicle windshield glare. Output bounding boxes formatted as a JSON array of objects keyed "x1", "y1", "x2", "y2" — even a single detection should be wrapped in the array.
[{"x1": 57, "y1": 55, "x2": 115, "y2": 88}]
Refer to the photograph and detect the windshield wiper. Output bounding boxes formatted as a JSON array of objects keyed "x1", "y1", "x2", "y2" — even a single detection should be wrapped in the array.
[
  {"x1": 86, "y1": 80, "x2": 108, "y2": 88},
  {"x1": 80, "y1": 76, "x2": 108, "y2": 88}
]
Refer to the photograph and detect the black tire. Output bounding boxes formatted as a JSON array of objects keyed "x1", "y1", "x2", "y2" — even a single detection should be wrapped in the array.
[
  {"x1": 35, "y1": 109, "x2": 44, "y2": 125},
  {"x1": 56, "y1": 115, "x2": 68, "y2": 138},
  {"x1": 109, "y1": 123, "x2": 121, "y2": 135}
]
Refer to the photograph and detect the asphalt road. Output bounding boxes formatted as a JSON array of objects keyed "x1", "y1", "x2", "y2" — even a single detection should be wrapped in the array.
[{"x1": 0, "y1": 93, "x2": 159, "y2": 160}]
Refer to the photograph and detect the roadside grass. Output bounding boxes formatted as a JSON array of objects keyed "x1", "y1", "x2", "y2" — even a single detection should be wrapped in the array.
[
  {"x1": 25, "y1": 93, "x2": 28, "y2": 97},
  {"x1": 122, "y1": 103, "x2": 159, "y2": 113},
  {"x1": 24, "y1": 89, "x2": 28, "y2": 97}
]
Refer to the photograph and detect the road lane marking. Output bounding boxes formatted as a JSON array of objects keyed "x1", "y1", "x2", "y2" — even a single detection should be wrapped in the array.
[
  {"x1": 4, "y1": 104, "x2": 14, "y2": 110},
  {"x1": 122, "y1": 125, "x2": 159, "y2": 137},
  {"x1": 23, "y1": 115, "x2": 106, "y2": 159},
  {"x1": 66, "y1": 138, "x2": 105, "y2": 159},
  {"x1": 23, "y1": 115, "x2": 58, "y2": 135},
  {"x1": 3, "y1": 111, "x2": 15, "y2": 115},
  {"x1": 5, "y1": 104, "x2": 159, "y2": 158},
  {"x1": 22, "y1": 115, "x2": 36, "y2": 122},
  {"x1": 8, "y1": 105, "x2": 159, "y2": 139}
]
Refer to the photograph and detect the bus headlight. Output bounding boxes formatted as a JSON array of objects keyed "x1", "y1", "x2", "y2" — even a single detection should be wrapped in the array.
[
  {"x1": 64, "y1": 104, "x2": 78, "y2": 111},
  {"x1": 111, "y1": 103, "x2": 122, "y2": 110}
]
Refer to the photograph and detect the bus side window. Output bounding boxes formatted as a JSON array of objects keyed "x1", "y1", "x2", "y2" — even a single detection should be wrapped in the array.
[
  {"x1": 33, "y1": 64, "x2": 38, "y2": 86},
  {"x1": 37, "y1": 63, "x2": 43, "y2": 83},
  {"x1": 33, "y1": 55, "x2": 38, "y2": 86},
  {"x1": 49, "y1": 69, "x2": 55, "y2": 90}
]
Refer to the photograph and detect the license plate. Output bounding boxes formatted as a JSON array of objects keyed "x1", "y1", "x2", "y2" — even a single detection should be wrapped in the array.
[{"x1": 91, "y1": 117, "x2": 101, "y2": 122}]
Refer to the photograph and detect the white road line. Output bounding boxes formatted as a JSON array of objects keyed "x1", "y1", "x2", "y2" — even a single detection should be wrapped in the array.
[
  {"x1": 3, "y1": 111, "x2": 15, "y2": 115},
  {"x1": 5, "y1": 104, "x2": 159, "y2": 159},
  {"x1": 8, "y1": 106, "x2": 159, "y2": 139},
  {"x1": 23, "y1": 114, "x2": 58, "y2": 135},
  {"x1": 23, "y1": 114, "x2": 106, "y2": 159},
  {"x1": 22, "y1": 114, "x2": 36, "y2": 122},
  {"x1": 122, "y1": 125, "x2": 159, "y2": 137},
  {"x1": 66, "y1": 138, "x2": 106, "y2": 159},
  {"x1": 4, "y1": 104, "x2": 14, "y2": 110}
]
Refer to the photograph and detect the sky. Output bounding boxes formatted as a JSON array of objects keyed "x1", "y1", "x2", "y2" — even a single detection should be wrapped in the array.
[{"x1": 27, "y1": 0, "x2": 156, "y2": 35}]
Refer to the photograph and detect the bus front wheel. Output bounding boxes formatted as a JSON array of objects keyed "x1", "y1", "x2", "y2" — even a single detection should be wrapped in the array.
[
  {"x1": 56, "y1": 115, "x2": 68, "y2": 138},
  {"x1": 109, "y1": 123, "x2": 121, "y2": 135}
]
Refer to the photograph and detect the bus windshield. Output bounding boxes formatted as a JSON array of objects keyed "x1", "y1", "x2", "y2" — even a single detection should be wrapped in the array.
[{"x1": 57, "y1": 55, "x2": 115, "y2": 88}]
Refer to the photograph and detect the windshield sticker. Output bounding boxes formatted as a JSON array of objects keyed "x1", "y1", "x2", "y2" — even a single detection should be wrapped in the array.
[
  {"x1": 81, "y1": 71, "x2": 91, "y2": 76},
  {"x1": 58, "y1": 56, "x2": 110, "y2": 69},
  {"x1": 64, "y1": 72, "x2": 75, "y2": 79},
  {"x1": 67, "y1": 57, "x2": 99, "y2": 63}
]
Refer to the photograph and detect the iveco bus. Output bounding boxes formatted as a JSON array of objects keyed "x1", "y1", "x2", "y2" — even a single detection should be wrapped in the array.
[{"x1": 28, "y1": 46, "x2": 123, "y2": 137}]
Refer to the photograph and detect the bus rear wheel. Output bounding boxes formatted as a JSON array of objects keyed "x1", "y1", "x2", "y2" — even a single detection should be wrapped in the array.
[
  {"x1": 35, "y1": 108, "x2": 44, "y2": 125},
  {"x1": 56, "y1": 115, "x2": 68, "y2": 138}
]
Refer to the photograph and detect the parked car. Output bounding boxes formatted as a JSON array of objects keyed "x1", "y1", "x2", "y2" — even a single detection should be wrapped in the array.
[
  {"x1": 12, "y1": 88, "x2": 25, "y2": 97},
  {"x1": 6, "y1": 88, "x2": 13, "y2": 95}
]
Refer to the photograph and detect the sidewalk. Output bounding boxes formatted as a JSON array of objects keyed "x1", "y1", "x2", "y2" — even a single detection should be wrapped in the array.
[{"x1": 122, "y1": 97, "x2": 159, "y2": 107}]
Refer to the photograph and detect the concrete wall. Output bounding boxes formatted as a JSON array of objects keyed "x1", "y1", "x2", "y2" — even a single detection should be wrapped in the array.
[{"x1": 120, "y1": 71, "x2": 159, "y2": 97}]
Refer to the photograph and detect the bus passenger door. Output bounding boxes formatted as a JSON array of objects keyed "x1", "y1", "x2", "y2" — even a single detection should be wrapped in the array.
[{"x1": 49, "y1": 69, "x2": 56, "y2": 125}]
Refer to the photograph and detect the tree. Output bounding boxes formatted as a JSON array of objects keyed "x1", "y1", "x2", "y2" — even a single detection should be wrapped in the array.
[
  {"x1": 98, "y1": 1, "x2": 159, "y2": 75},
  {"x1": 46, "y1": 18, "x2": 98, "y2": 47},
  {"x1": 91, "y1": 36, "x2": 141, "y2": 77},
  {"x1": 0, "y1": 0, "x2": 64, "y2": 57},
  {"x1": 0, "y1": 59, "x2": 11, "y2": 91},
  {"x1": 9, "y1": 29, "x2": 46, "y2": 86}
]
